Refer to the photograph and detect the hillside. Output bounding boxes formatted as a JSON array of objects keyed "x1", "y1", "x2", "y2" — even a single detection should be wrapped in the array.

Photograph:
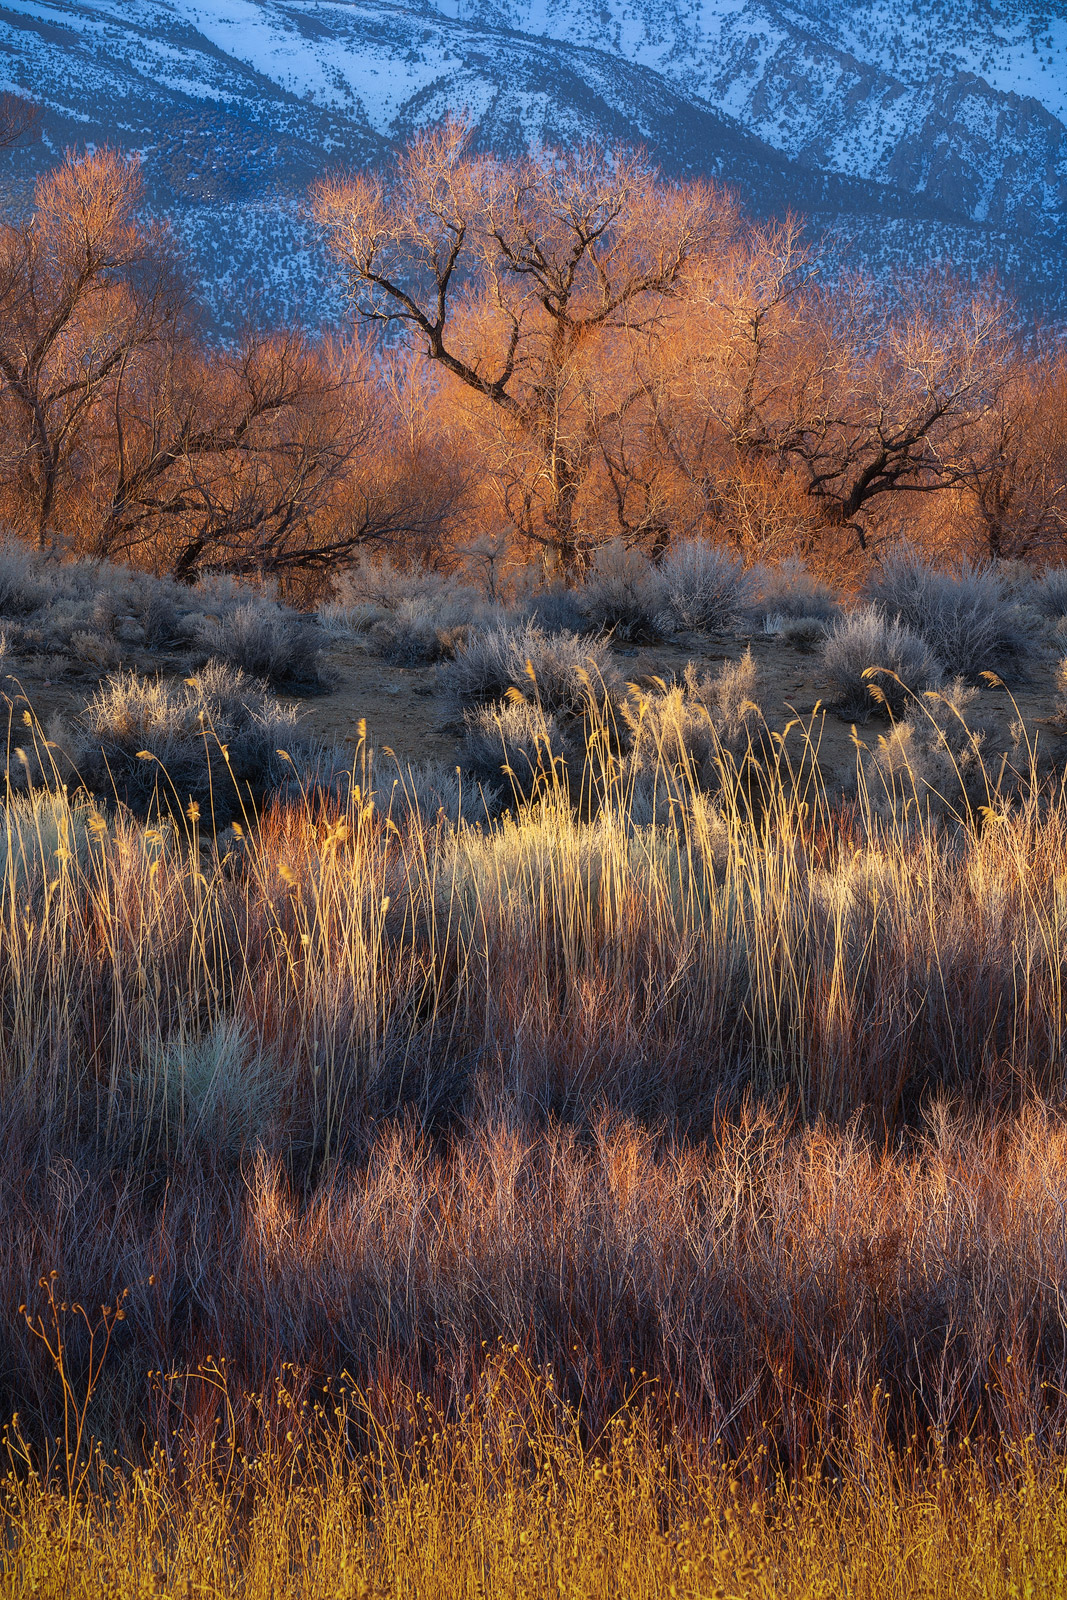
[{"x1": 0, "y1": 0, "x2": 1064, "y2": 326}]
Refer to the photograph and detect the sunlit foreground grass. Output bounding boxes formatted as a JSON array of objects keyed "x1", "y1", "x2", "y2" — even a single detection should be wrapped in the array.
[
  {"x1": 5, "y1": 1365, "x2": 1067, "y2": 1600},
  {"x1": 3, "y1": 694, "x2": 1067, "y2": 1594},
  {"x1": 2, "y1": 691, "x2": 1065, "y2": 1141}
]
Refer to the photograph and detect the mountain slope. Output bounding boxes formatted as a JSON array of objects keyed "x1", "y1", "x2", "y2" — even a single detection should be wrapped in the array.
[
  {"x1": 0, "y1": 0, "x2": 1062, "y2": 326},
  {"x1": 451, "y1": 0, "x2": 1067, "y2": 239}
]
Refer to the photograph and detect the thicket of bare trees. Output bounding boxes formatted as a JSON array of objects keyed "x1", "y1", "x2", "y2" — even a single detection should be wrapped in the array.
[
  {"x1": 0, "y1": 149, "x2": 459, "y2": 586},
  {"x1": 315, "y1": 122, "x2": 1066, "y2": 580},
  {"x1": 648, "y1": 225, "x2": 1019, "y2": 561},
  {"x1": 0, "y1": 126, "x2": 1064, "y2": 588}
]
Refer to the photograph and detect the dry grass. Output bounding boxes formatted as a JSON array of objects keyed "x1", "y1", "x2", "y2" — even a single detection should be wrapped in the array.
[
  {"x1": 5, "y1": 1379, "x2": 1067, "y2": 1598},
  {"x1": 0, "y1": 686, "x2": 1065, "y2": 1154},
  {"x1": 0, "y1": 693, "x2": 1066, "y2": 1590}
]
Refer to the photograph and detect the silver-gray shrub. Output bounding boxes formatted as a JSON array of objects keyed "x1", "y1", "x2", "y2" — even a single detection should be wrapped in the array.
[
  {"x1": 1031, "y1": 566, "x2": 1067, "y2": 620},
  {"x1": 329, "y1": 554, "x2": 501, "y2": 664},
  {"x1": 331, "y1": 553, "x2": 456, "y2": 612},
  {"x1": 515, "y1": 582, "x2": 592, "y2": 636},
  {"x1": 866, "y1": 546, "x2": 1033, "y2": 680},
  {"x1": 750, "y1": 559, "x2": 840, "y2": 625},
  {"x1": 821, "y1": 606, "x2": 944, "y2": 720},
  {"x1": 128, "y1": 583, "x2": 182, "y2": 649},
  {"x1": 200, "y1": 600, "x2": 326, "y2": 688},
  {"x1": 368, "y1": 596, "x2": 487, "y2": 666},
  {"x1": 0, "y1": 537, "x2": 49, "y2": 616},
  {"x1": 461, "y1": 697, "x2": 568, "y2": 800},
  {"x1": 0, "y1": 541, "x2": 256, "y2": 664},
  {"x1": 576, "y1": 540, "x2": 667, "y2": 639},
  {"x1": 440, "y1": 624, "x2": 619, "y2": 714},
  {"x1": 72, "y1": 661, "x2": 311, "y2": 819},
  {"x1": 656, "y1": 539, "x2": 753, "y2": 633},
  {"x1": 781, "y1": 616, "x2": 830, "y2": 652}
]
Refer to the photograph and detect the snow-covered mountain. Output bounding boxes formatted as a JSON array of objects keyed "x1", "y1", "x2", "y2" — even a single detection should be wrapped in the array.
[
  {"x1": 459, "y1": 0, "x2": 1067, "y2": 238},
  {"x1": 1, "y1": 0, "x2": 1064, "y2": 328}
]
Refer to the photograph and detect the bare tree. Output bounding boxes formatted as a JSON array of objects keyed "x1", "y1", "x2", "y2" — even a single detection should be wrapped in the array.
[
  {"x1": 0, "y1": 93, "x2": 39, "y2": 150},
  {"x1": 95, "y1": 332, "x2": 342, "y2": 578},
  {"x1": 0, "y1": 148, "x2": 180, "y2": 545},
  {"x1": 958, "y1": 348, "x2": 1067, "y2": 560},
  {"x1": 751, "y1": 268, "x2": 1011, "y2": 548},
  {"x1": 94, "y1": 333, "x2": 461, "y2": 582},
  {"x1": 771, "y1": 277, "x2": 1013, "y2": 542},
  {"x1": 315, "y1": 120, "x2": 732, "y2": 573},
  {"x1": 0, "y1": 146, "x2": 437, "y2": 583},
  {"x1": 630, "y1": 218, "x2": 820, "y2": 556},
  {"x1": 649, "y1": 223, "x2": 1013, "y2": 559}
]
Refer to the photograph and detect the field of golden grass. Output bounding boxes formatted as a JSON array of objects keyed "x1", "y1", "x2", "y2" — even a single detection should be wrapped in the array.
[
  {"x1": 1, "y1": 693, "x2": 1067, "y2": 1594},
  {"x1": 7, "y1": 1383, "x2": 1067, "y2": 1598}
]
